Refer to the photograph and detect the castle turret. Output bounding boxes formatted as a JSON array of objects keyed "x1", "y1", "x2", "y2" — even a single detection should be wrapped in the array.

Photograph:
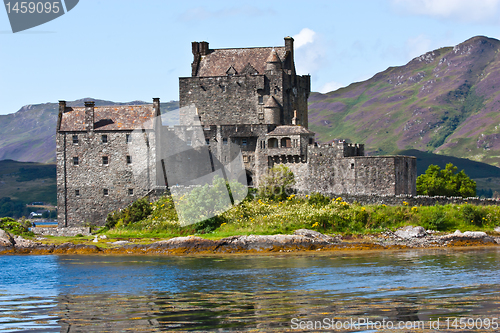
[
  {"x1": 265, "y1": 49, "x2": 282, "y2": 72},
  {"x1": 264, "y1": 96, "x2": 281, "y2": 125}
]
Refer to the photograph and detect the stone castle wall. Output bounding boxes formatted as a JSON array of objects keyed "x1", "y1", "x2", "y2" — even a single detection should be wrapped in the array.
[{"x1": 57, "y1": 129, "x2": 157, "y2": 227}]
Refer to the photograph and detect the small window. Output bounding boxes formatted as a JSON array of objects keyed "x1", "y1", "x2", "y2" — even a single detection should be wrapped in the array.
[
  {"x1": 186, "y1": 140, "x2": 192, "y2": 146},
  {"x1": 221, "y1": 85, "x2": 226, "y2": 92},
  {"x1": 103, "y1": 189, "x2": 109, "y2": 196},
  {"x1": 223, "y1": 138, "x2": 228, "y2": 145},
  {"x1": 243, "y1": 156, "x2": 249, "y2": 163},
  {"x1": 205, "y1": 139, "x2": 210, "y2": 145},
  {"x1": 351, "y1": 163, "x2": 355, "y2": 169},
  {"x1": 102, "y1": 135, "x2": 108, "y2": 143},
  {"x1": 258, "y1": 95, "x2": 263, "y2": 104},
  {"x1": 128, "y1": 188, "x2": 134, "y2": 196},
  {"x1": 126, "y1": 155, "x2": 132, "y2": 164},
  {"x1": 242, "y1": 139, "x2": 247, "y2": 147},
  {"x1": 72, "y1": 135, "x2": 78, "y2": 144},
  {"x1": 102, "y1": 156, "x2": 109, "y2": 165},
  {"x1": 73, "y1": 157, "x2": 79, "y2": 166},
  {"x1": 75, "y1": 189, "x2": 80, "y2": 196},
  {"x1": 126, "y1": 134, "x2": 132, "y2": 143}
]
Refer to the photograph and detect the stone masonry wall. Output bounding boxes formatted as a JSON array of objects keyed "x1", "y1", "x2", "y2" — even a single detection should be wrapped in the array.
[{"x1": 57, "y1": 130, "x2": 157, "y2": 227}]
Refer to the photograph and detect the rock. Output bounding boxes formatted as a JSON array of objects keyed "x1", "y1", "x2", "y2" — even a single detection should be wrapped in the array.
[
  {"x1": 441, "y1": 230, "x2": 492, "y2": 242},
  {"x1": 293, "y1": 229, "x2": 338, "y2": 243},
  {"x1": 92, "y1": 236, "x2": 98, "y2": 243},
  {"x1": 0, "y1": 229, "x2": 14, "y2": 247},
  {"x1": 495, "y1": 226, "x2": 500, "y2": 233},
  {"x1": 395, "y1": 226, "x2": 427, "y2": 239},
  {"x1": 13, "y1": 235, "x2": 39, "y2": 248},
  {"x1": 111, "y1": 240, "x2": 130, "y2": 245},
  {"x1": 99, "y1": 235, "x2": 107, "y2": 239}
]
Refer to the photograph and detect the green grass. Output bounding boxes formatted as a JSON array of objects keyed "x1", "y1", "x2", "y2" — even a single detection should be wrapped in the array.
[{"x1": 100, "y1": 194, "x2": 500, "y2": 239}]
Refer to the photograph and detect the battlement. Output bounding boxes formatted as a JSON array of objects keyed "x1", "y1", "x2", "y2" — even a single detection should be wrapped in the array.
[{"x1": 309, "y1": 141, "x2": 364, "y2": 158}]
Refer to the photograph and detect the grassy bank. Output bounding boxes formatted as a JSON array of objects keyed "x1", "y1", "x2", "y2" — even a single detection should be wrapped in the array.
[{"x1": 101, "y1": 194, "x2": 500, "y2": 239}]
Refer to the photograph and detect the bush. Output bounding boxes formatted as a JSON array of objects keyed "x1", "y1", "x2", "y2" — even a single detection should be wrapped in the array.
[
  {"x1": 0, "y1": 217, "x2": 33, "y2": 237},
  {"x1": 258, "y1": 165, "x2": 295, "y2": 200},
  {"x1": 105, "y1": 198, "x2": 153, "y2": 229},
  {"x1": 307, "y1": 192, "x2": 331, "y2": 206},
  {"x1": 461, "y1": 204, "x2": 485, "y2": 226}
]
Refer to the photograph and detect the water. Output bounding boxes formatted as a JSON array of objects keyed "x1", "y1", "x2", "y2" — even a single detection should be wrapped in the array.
[{"x1": 1, "y1": 248, "x2": 500, "y2": 332}]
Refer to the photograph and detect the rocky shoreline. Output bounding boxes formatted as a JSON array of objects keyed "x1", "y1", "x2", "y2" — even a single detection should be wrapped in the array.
[{"x1": 1, "y1": 227, "x2": 500, "y2": 255}]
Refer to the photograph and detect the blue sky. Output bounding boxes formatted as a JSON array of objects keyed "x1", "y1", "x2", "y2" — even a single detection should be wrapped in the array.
[{"x1": 1, "y1": 0, "x2": 500, "y2": 115}]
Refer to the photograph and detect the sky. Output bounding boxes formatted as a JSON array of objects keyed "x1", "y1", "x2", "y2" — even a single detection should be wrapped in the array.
[{"x1": 1, "y1": 0, "x2": 500, "y2": 115}]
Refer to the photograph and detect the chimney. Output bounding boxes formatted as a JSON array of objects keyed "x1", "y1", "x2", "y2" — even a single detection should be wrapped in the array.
[
  {"x1": 292, "y1": 110, "x2": 299, "y2": 125},
  {"x1": 191, "y1": 41, "x2": 201, "y2": 76},
  {"x1": 59, "y1": 100, "x2": 66, "y2": 113},
  {"x1": 199, "y1": 41, "x2": 209, "y2": 56},
  {"x1": 153, "y1": 97, "x2": 160, "y2": 116},
  {"x1": 192, "y1": 42, "x2": 200, "y2": 57},
  {"x1": 84, "y1": 101, "x2": 95, "y2": 132},
  {"x1": 284, "y1": 36, "x2": 295, "y2": 74}
]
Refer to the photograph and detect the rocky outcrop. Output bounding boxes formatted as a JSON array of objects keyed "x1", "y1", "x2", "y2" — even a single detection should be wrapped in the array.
[
  {"x1": 1, "y1": 228, "x2": 499, "y2": 255},
  {"x1": 394, "y1": 226, "x2": 427, "y2": 239}
]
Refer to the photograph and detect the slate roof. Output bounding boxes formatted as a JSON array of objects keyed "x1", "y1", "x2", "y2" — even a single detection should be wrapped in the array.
[
  {"x1": 196, "y1": 47, "x2": 286, "y2": 77},
  {"x1": 266, "y1": 125, "x2": 314, "y2": 136},
  {"x1": 59, "y1": 105, "x2": 156, "y2": 131}
]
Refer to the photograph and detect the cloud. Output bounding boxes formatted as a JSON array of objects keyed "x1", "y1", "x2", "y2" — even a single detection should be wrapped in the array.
[
  {"x1": 392, "y1": 0, "x2": 500, "y2": 22},
  {"x1": 293, "y1": 28, "x2": 316, "y2": 49},
  {"x1": 319, "y1": 81, "x2": 345, "y2": 93},
  {"x1": 180, "y1": 6, "x2": 274, "y2": 21},
  {"x1": 406, "y1": 34, "x2": 432, "y2": 59},
  {"x1": 292, "y1": 28, "x2": 326, "y2": 76}
]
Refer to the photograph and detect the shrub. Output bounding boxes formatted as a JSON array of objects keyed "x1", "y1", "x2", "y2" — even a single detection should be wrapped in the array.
[
  {"x1": 258, "y1": 165, "x2": 295, "y2": 200},
  {"x1": 307, "y1": 192, "x2": 331, "y2": 206},
  {"x1": 461, "y1": 204, "x2": 485, "y2": 226},
  {"x1": 105, "y1": 198, "x2": 153, "y2": 229},
  {"x1": 0, "y1": 217, "x2": 34, "y2": 237}
]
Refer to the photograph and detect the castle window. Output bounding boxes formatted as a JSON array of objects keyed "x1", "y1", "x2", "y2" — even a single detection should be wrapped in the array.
[
  {"x1": 72, "y1": 135, "x2": 79, "y2": 144},
  {"x1": 73, "y1": 157, "x2": 79, "y2": 166},
  {"x1": 205, "y1": 139, "x2": 210, "y2": 145},
  {"x1": 128, "y1": 188, "x2": 134, "y2": 196},
  {"x1": 102, "y1": 156, "x2": 109, "y2": 165},
  {"x1": 260, "y1": 140, "x2": 266, "y2": 149},
  {"x1": 186, "y1": 140, "x2": 192, "y2": 146},
  {"x1": 243, "y1": 156, "x2": 249, "y2": 163},
  {"x1": 126, "y1": 134, "x2": 132, "y2": 143},
  {"x1": 102, "y1": 135, "x2": 108, "y2": 143},
  {"x1": 281, "y1": 137, "x2": 292, "y2": 148},
  {"x1": 268, "y1": 138, "x2": 278, "y2": 148},
  {"x1": 242, "y1": 138, "x2": 247, "y2": 147},
  {"x1": 103, "y1": 189, "x2": 109, "y2": 196},
  {"x1": 274, "y1": 88, "x2": 278, "y2": 95},
  {"x1": 221, "y1": 85, "x2": 226, "y2": 92},
  {"x1": 126, "y1": 155, "x2": 132, "y2": 164},
  {"x1": 351, "y1": 163, "x2": 355, "y2": 169},
  {"x1": 75, "y1": 189, "x2": 80, "y2": 196},
  {"x1": 223, "y1": 138, "x2": 228, "y2": 145},
  {"x1": 258, "y1": 95, "x2": 263, "y2": 104}
]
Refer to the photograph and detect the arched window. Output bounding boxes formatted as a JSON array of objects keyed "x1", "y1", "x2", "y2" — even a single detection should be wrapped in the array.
[
  {"x1": 268, "y1": 138, "x2": 278, "y2": 148},
  {"x1": 281, "y1": 137, "x2": 292, "y2": 148}
]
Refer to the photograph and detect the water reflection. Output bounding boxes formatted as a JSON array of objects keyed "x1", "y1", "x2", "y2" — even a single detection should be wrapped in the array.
[{"x1": 0, "y1": 248, "x2": 499, "y2": 332}]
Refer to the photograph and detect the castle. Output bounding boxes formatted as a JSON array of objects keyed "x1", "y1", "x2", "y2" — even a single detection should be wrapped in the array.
[{"x1": 57, "y1": 37, "x2": 416, "y2": 227}]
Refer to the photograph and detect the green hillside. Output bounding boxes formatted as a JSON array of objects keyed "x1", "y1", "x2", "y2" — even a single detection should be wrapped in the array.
[{"x1": 309, "y1": 36, "x2": 500, "y2": 168}]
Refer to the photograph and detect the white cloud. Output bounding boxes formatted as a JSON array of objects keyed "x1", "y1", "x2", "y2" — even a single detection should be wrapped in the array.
[
  {"x1": 293, "y1": 28, "x2": 316, "y2": 49},
  {"x1": 393, "y1": 0, "x2": 500, "y2": 22},
  {"x1": 319, "y1": 81, "x2": 345, "y2": 93},
  {"x1": 292, "y1": 28, "x2": 325, "y2": 76},
  {"x1": 406, "y1": 34, "x2": 432, "y2": 59}
]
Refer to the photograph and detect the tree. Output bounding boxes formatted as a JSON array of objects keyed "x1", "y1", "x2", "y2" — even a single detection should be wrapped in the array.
[
  {"x1": 258, "y1": 165, "x2": 295, "y2": 200},
  {"x1": 416, "y1": 163, "x2": 476, "y2": 198}
]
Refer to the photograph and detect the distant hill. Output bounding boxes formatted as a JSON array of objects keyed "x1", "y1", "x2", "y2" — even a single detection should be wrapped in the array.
[
  {"x1": 0, "y1": 98, "x2": 179, "y2": 163},
  {"x1": 309, "y1": 36, "x2": 500, "y2": 168}
]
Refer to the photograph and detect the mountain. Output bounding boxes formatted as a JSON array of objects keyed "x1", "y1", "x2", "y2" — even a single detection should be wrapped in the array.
[
  {"x1": 0, "y1": 99, "x2": 179, "y2": 163},
  {"x1": 309, "y1": 36, "x2": 500, "y2": 167}
]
